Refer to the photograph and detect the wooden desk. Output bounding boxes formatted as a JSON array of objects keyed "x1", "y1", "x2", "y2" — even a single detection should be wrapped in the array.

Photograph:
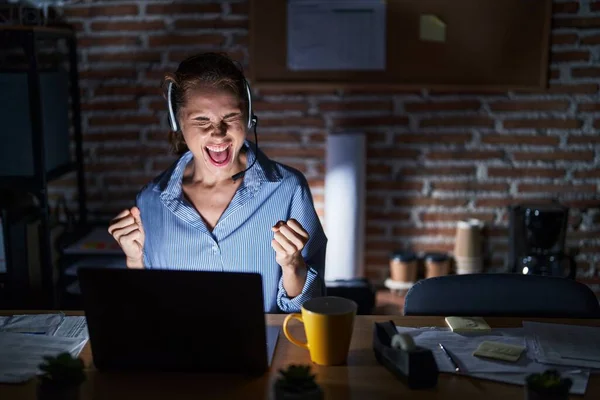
[{"x1": 1, "y1": 311, "x2": 599, "y2": 399}]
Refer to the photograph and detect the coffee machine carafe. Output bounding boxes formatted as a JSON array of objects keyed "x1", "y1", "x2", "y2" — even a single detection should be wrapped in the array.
[{"x1": 509, "y1": 203, "x2": 576, "y2": 279}]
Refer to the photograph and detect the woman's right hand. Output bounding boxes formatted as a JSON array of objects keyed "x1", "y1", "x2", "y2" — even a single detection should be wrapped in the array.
[{"x1": 108, "y1": 206, "x2": 145, "y2": 268}]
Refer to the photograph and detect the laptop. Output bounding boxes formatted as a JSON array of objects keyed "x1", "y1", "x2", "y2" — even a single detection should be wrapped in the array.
[{"x1": 78, "y1": 267, "x2": 279, "y2": 375}]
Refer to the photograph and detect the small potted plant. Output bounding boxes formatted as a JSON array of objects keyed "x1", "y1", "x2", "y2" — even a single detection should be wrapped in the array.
[
  {"x1": 37, "y1": 352, "x2": 86, "y2": 400},
  {"x1": 274, "y1": 364, "x2": 324, "y2": 400},
  {"x1": 525, "y1": 369, "x2": 572, "y2": 400}
]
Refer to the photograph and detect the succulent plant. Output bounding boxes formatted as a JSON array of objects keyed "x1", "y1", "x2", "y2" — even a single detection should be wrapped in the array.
[
  {"x1": 275, "y1": 364, "x2": 320, "y2": 394},
  {"x1": 526, "y1": 369, "x2": 572, "y2": 395},
  {"x1": 38, "y1": 352, "x2": 86, "y2": 389}
]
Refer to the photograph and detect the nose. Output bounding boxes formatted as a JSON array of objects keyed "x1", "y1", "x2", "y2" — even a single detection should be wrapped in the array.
[{"x1": 211, "y1": 120, "x2": 227, "y2": 137}]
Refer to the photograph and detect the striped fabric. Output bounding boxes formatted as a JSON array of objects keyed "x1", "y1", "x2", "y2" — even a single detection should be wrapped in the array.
[{"x1": 135, "y1": 141, "x2": 327, "y2": 313}]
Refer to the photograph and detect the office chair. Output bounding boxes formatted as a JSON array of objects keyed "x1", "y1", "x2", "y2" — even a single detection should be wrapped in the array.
[{"x1": 403, "y1": 274, "x2": 600, "y2": 318}]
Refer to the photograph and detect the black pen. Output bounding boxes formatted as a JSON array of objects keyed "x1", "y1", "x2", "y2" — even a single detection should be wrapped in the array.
[{"x1": 438, "y1": 343, "x2": 461, "y2": 373}]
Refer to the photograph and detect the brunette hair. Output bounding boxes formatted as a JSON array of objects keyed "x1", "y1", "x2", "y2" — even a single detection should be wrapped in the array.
[{"x1": 162, "y1": 52, "x2": 249, "y2": 155}]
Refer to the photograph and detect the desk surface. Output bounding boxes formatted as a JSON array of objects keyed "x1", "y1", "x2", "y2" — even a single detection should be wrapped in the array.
[{"x1": 1, "y1": 311, "x2": 599, "y2": 400}]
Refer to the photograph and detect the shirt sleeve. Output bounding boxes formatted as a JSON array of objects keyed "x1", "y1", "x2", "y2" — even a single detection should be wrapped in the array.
[
  {"x1": 277, "y1": 177, "x2": 327, "y2": 313},
  {"x1": 136, "y1": 188, "x2": 151, "y2": 269}
]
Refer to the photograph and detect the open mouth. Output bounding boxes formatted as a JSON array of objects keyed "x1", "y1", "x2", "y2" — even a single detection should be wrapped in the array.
[{"x1": 205, "y1": 143, "x2": 232, "y2": 167}]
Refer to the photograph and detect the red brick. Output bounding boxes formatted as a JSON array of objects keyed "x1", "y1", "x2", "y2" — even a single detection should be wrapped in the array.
[
  {"x1": 95, "y1": 146, "x2": 167, "y2": 158},
  {"x1": 367, "y1": 148, "x2": 421, "y2": 160},
  {"x1": 578, "y1": 102, "x2": 600, "y2": 112},
  {"x1": 367, "y1": 195, "x2": 387, "y2": 207},
  {"x1": 169, "y1": 50, "x2": 245, "y2": 64},
  {"x1": 392, "y1": 227, "x2": 455, "y2": 237},
  {"x1": 174, "y1": 19, "x2": 247, "y2": 29},
  {"x1": 365, "y1": 225, "x2": 387, "y2": 236},
  {"x1": 253, "y1": 101, "x2": 308, "y2": 112},
  {"x1": 393, "y1": 198, "x2": 469, "y2": 207},
  {"x1": 88, "y1": 52, "x2": 161, "y2": 63},
  {"x1": 395, "y1": 133, "x2": 472, "y2": 144},
  {"x1": 581, "y1": 34, "x2": 600, "y2": 45},
  {"x1": 146, "y1": 3, "x2": 221, "y2": 14},
  {"x1": 79, "y1": 69, "x2": 137, "y2": 79},
  {"x1": 258, "y1": 133, "x2": 303, "y2": 144},
  {"x1": 553, "y1": 17, "x2": 600, "y2": 28},
  {"x1": 259, "y1": 116, "x2": 324, "y2": 128},
  {"x1": 563, "y1": 199, "x2": 600, "y2": 208},
  {"x1": 420, "y1": 116, "x2": 494, "y2": 128},
  {"x1": 426, "y1": 150, "x2": 504, "y2": 161},
  {"x1": 105, "y1": 175, "x2": 155, "y2": 186},
  {"x1": 594, "y1": 119, "x2": 600, "y2": 129},
  {"x1": 88, "y1": 115, "x2": 160, "y2": 127},
  {"x1": 86, "y1": 161, "x2": 146, "y2": 173},
  {"x1": 232, "y1": 34, "x2": 248, "y2": 46},
  {"x1": 332, "y1": 116, "x2": 409, "y2": 127},
  {"x1": 550, "y1": 69, "x2": 561, "y2": 80},
  {"x1": 568, "y1": 134, "x2": 600, "y2": 144},
  {"x1": 404, "y1": 100, "x2": 480, "y2": 112},
  {"x1": 432, "y1": 182, "x2": 510, "y2": 192},
  {"x1": 410, "y1": 242, "x2": 455, "y2": 253},
  {"x1": 263, "y1": 147, "x2": 325, "y2": 159},
  {"x1": 367, "y1": 163, "x2": 393, "y2": 175},
  {"x1": 518, "y1": 183, "x2": 597, "y2": 194},
  {"x1": 148, "y1": 34, "x2": 225, "y2": 47},
  {"x1": 366, "y1": 181, "x2": 424, "y2": 191},
  {"x1": 63, "y1": 5, "x2": 139, "y2": 17},
  {"x1": 93, "y1": 21, "x2": 166, "y2": 32},
  {"x1": 307, "y1": 178, "x2": 324, "y2": 187},
  {"x1": 573, "y1": 169, "x2": 600, "y2": 179},
  {"x1": 513, "y1": 151, "x2": 595, "y2": 162},
  {"x1": 367, "y1": 211, "x2": 411, "y2": 221},
  {"x1": 81, "y1": 101, "x2": 138, "y2": 111},
  {"x1": 365, "y1": 132, "x2": 388, "y2": 144},
  {"x1": 546, "y1": 84, "x2": 599, "y2": 94},
  {"x1": 474, "y1": 198, "x2": 519, "y2": 208},
  {"x1": 481, "y1": 134, "x2": 560, "y2": 146},
  {"x1": 550, "y1": 51, "x2": 590, "y2": 63},
  {"x1": 551, "y1": 33, "x2": 579, "y2": 45},
  {"x1": 503, "y1": 119, "x2": 582, "y2": 129},
  {"x1": 487, "y1": 167, "x2": 566, "y2": 179},
  {"x1": 398, "y1": 166, "x2": 475, "y2": 177},
  {"x1": 258, "y1": 87, "x2": 337, "y2": 96},
  {"x1": 94, "y1": 86, "x2": 160, "y2": 96},
  {"x1": 572, "y1": 68, "x2": 600, "y2": 78},
  {"x1": 489, "y1": 100, "x2": 570, "y2": 112},
  {"x1": 78, "y1": 36, "x2": 140, "y2": 47},
  {"x1": 420, "y1": 212, "x2": 496, "y2": 223},
  {"x1": 308, "y1": 132, "x2": 326, "y2": 144},
  {"x1": 230, "y1": 2, "x2": 249, "y2": 14},
  {"x1": 319, "y1": 101, "x2": 392, "y2": 112},
  {"x1": 553, "y1": 2, "x2": 580, "y2": 13}
]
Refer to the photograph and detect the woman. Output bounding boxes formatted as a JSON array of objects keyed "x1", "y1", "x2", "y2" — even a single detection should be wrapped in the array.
[{"x1": 107, "y1": 53, "x2": 326, "y2": 313}]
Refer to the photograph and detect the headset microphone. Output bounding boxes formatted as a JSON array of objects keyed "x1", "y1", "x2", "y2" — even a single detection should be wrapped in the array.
[{"x1": 167, "y1": 76, "x2": 258, "y2": 182}]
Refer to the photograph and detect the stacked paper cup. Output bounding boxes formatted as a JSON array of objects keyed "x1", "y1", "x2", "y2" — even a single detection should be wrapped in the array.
[{"x1": 453, "y1": 219, "x2": 484, "y2": 274}]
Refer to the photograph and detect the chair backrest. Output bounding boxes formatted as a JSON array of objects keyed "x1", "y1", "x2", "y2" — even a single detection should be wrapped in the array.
[{"x1": 403, "y1": 274, "x2": 600, "y2": 318}]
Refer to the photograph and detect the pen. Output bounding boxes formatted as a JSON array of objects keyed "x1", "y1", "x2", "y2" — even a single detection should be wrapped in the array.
[{"x1": 438, "y1": 343, "x2": 460, "y2": 373}]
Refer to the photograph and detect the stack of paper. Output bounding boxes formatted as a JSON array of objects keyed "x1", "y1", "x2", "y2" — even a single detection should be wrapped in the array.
[
  {"x1": 524, "y1": 321, "x2": 600, "y2": 369},
  {"x1": 395, "y1": 326, "x2": 590, "y2": 395},
  {"x1": 0, "y1": 314, "x2": 89, "y2": 383}
]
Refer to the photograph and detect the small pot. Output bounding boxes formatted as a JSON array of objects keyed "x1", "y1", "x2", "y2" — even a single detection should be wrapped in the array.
[
  {"x1": 274, "y1": 383, "x2": 324, "y2": 400},
  {"x1": 37, "y1": 383, "x2": 81, "y2": 400}
]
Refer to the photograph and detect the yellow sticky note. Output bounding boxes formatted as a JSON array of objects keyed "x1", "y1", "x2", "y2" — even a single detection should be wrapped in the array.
[{"x1": 420, "y1": 14, "x2": 446, "y2": 43}]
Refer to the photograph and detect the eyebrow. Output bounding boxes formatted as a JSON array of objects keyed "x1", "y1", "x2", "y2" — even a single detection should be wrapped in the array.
[{"x1": 192, "y1": 112, "x2": 241, "y2": 121}]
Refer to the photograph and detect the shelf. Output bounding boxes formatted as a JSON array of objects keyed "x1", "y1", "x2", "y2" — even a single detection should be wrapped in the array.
[
  {"x1": 0, "y1": 161, "x2": 77, "y2": 191},
  {"x1": 0, "y1": 25, "x2": 74, "y2": 37}
]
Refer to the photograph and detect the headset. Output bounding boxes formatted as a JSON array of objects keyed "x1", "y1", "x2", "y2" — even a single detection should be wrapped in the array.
[{"x1": 167, "y1": 78, "x2": 259, "y2": 182}]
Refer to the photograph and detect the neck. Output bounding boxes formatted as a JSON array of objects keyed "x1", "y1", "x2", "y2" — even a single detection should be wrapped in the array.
[{"x1": 186, "y1": 153, "x2": 247, "y2": 187}]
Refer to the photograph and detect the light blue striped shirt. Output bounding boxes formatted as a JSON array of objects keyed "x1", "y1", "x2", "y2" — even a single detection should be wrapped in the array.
[{"x1": 135, "y1": 141, "x2": 327, "y2": 313}]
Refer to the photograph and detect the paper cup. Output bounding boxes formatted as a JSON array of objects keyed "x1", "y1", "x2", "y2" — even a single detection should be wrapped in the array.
[{"x1": 454, "y1": 219, "x2": 484, "y2": 258}]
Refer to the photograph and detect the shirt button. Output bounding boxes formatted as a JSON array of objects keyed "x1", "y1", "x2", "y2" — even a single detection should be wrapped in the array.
[{"x1": 212, "y1": 245, "x2": 218, "y2": 253}]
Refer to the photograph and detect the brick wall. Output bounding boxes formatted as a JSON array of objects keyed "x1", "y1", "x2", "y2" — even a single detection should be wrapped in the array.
[{"x1": 52, "y1": 0, "x2": 600, "y2": 289}]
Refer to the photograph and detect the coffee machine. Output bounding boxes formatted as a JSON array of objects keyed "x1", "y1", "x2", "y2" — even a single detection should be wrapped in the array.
[{"x1": 509, "y1": 203, "x2": 576, "y2": 279}]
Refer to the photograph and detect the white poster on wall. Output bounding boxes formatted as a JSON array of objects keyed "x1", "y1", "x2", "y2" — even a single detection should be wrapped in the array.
[{"x1": 287, "y1": 0, "x2": 386, "y2": 71}]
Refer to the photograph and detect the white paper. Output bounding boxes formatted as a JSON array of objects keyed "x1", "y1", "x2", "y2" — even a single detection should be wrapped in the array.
[
  {"x1": 287, "y1": 0, "x2": 386, "y2": 70},
  {"x1": 53, "y1": 317, "x2": 89, "y2": 339},
  {"x1": 524, "y1": 321, "x2": 600, "y2": 369},
  {"x1": 0, "y1": 332, "x2": 87, "y2": 383},
  {"x1": 0, "y1": 314, "x2": 65, "y2": 336},
  {"x1": 0, "y1": 317, "x2": 7, "y2": 328},
  {"x1": 395, "y1": 326, "x2": 590, "y2": 395},
  {"x1": 324, "y1": 133, "x2": 366, "y2": 281},
  {"x1": 62, "y1": 226, "x2": 124, "y2": 255}
]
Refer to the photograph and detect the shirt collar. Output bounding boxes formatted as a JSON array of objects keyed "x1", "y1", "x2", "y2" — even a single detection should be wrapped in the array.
[{"x1": 158, "y1": 140, "x2": 281, "y2": 200}]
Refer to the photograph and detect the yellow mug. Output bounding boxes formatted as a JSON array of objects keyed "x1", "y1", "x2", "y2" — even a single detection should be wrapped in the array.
[{"x1": 283, "y1": 296, "x2": 357, "y2": 366}]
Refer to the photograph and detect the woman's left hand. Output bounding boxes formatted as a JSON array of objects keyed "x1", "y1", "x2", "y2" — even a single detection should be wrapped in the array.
[{"x1": 271, "y1": 219, "x2": 309, "y2": 270}]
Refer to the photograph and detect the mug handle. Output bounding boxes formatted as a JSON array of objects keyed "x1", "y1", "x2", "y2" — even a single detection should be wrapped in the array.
[{"x1": 283, "y1": 313, "x2": 309, "y2": 350}]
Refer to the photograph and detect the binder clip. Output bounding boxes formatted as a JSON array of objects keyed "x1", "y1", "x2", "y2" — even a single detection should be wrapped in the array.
[{"x1": 372, "y1": 320, "x2": 439, "y2": 389}]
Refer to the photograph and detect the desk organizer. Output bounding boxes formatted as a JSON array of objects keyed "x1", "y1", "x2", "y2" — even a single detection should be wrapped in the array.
[{"x1": 372, "y1": 321, "x2": 439, "y2": 389}]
